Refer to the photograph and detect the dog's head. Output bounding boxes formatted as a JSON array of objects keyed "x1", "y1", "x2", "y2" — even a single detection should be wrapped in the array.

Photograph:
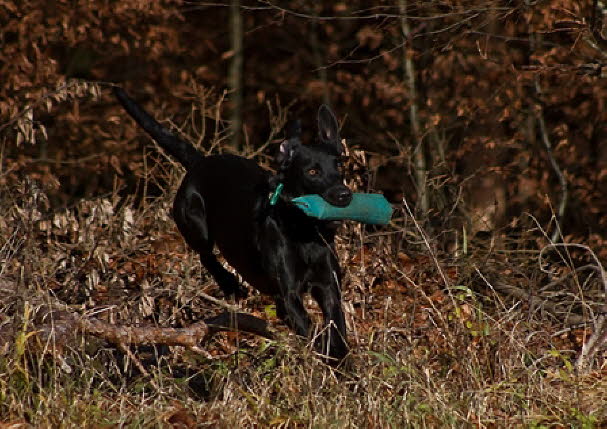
[{"x1": 275, "y1": 105, "x2": 352, "y2": 207}]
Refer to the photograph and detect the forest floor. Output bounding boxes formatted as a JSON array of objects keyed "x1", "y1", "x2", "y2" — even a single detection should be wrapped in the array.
[{"x1": 0, "y1": 151, "x2": 605, "y2": 428}]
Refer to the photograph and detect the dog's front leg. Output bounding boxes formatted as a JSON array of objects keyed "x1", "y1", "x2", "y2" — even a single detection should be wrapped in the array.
[
  {"x1": 309, "y1": 265, "x2": 349, "y2": 363},
  {"x1": 280, "y1": 289, "x2": 312, "y2": 338}
]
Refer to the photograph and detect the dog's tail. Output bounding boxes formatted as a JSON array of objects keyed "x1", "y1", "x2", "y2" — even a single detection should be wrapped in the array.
[{"x1": 113, "y1": 86, "x2": 203, "y2": 170}]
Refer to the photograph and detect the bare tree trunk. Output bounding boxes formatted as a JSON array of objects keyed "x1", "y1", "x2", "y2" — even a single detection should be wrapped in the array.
[
  {"x1": 311, "y1": 19, "x2": 330, "y2": 106},
  {"x1": 228, "y1": 0, "x2": 243, "y2": 150},
  {"x1": 525, "y1": 1, "x2": 567, "y2": 242},
  {"x1": 399, "y1": 0, "x2": 428, "y2": 215}
]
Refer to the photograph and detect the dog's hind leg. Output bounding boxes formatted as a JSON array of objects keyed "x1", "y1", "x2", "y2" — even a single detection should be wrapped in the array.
[
  {"x1": 199, "y1": 252, "x2": 247, "y2": 298},
  {"x1": 173, "y1": 185, "x2": 247, "y2": 298}
]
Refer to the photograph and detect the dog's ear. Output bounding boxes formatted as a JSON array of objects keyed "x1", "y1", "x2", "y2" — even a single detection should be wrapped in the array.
[
  {"x1": 318, "y1": 105, "x2": 339, "y2": 142},
  {"x1": 275, "y1": 137, "x2": 300, "y2": 169},
  {"x1": 318, "y1": 105, "x2": 342, "y2": 153},
  {"x1": 275, "y1": 119, "x2": 302, "y2": 168}
]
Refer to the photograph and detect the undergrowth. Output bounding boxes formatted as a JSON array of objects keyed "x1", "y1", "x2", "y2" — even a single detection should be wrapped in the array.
[{"x1": 0, "y1": 108, "x2": 605, "y2": 427}]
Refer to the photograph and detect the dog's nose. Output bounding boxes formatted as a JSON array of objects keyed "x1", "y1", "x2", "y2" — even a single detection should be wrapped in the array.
[
  {"x1": 324, "y1": 186, "x2": 352, "y2": 207},
  {"x1": 336, "y1": 188, "x2": 353, "y2": 205}
]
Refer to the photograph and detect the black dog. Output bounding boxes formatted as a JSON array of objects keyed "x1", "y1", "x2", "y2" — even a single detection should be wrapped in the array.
[{"x1": 114, "y1": 87, "x2": 352, "y2": 363}]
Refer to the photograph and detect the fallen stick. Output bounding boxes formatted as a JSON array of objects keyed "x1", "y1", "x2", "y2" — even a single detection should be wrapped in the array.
[
  {"x1": 78, "y1": 317, "x2": 210, "y2": 348},
  {"x1": 77, "y1": 310, "x2": 273, "y2": 348}
]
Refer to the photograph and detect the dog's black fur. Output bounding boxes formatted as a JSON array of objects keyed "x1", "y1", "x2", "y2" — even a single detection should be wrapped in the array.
[{"x1": 113, "y1": 87, "x2": 353, "y2": 363}]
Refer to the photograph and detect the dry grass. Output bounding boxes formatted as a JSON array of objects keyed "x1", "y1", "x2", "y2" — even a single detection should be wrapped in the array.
[{"x1": 1, "y1": 99, "x2": 605, "y2": 427}]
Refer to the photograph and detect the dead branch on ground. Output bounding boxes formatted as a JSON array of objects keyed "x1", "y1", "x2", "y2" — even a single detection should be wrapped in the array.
[{"x1": 0, "y1": 280, "x2": 273, "y2": 367}]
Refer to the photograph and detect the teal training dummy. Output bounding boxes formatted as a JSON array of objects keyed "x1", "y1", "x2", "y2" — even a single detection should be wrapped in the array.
[
  {"x1": 269, "y1": 183, "x2": 393, "y2": 225},
  {"x1": 291, "y1": 193, "x2": 392, "y2": 225},
  {"x1": 292, "y1": 193, "x2": 392, "y2": 225}
]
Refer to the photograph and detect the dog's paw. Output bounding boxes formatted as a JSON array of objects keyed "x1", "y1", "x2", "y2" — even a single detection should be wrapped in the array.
[
  {"x1": 231, "y1": 285, "x2": 249, "y2": 300},
  {"x1": 314, "y1": 333, "x2": 349, "y2": 367},
  {"x1": 218, "y1": 274, "x2": 248, "y2": 300}
]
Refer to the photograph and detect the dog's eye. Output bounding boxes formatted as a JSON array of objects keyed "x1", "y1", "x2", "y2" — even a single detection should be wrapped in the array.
[{"x1": 307, "y1": 168, "x2": 319, "y2": 176}]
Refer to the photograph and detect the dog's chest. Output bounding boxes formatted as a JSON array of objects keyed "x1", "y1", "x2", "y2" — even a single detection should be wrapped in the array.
[{"x1": 296, "y1": 239, "x2": 336, "y2": 273}]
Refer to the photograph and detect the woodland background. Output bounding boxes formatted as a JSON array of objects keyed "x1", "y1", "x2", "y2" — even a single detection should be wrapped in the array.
[{"x1": 1, "y1": 1, "x2": 606, "y2": 427}]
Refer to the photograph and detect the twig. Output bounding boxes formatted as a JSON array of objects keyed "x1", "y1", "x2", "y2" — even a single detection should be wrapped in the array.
[
  {"x1": 576, "y1": 313, "x2": 607, "y2": 372},
  {"x1": 539, "y1": 264, "x2": 600, "y2": 292},
  {"x1": 535, "y1": 93, "x2": 568, "y2": 243},
  {"x1": 118, "y1": 342, "x2": 159, "y2": 390},
  {"x1": 487, "y1": 277, "x2": 587, "y2": 325},
  {"x1": 182, "y1": 1, "x2": 501, "y2": 21},
  {"x1": 0, "y1": 80, "x2": 105, "y2": 134},
  {"x1": 197, "y1": 290, "x2": 241, "y2": 312},
  {"x1": 539, "y1": 244, "x2": 607, "y2": 295}
]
